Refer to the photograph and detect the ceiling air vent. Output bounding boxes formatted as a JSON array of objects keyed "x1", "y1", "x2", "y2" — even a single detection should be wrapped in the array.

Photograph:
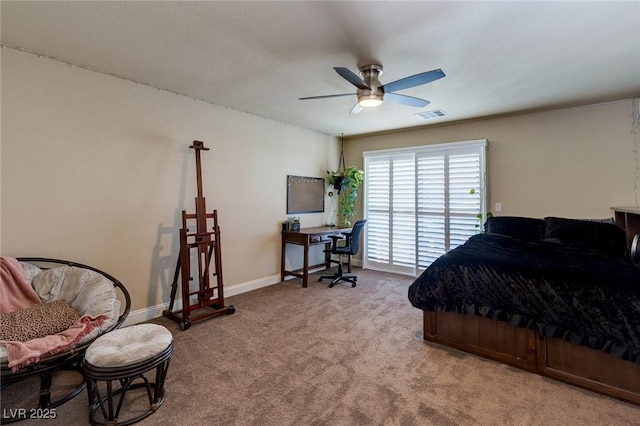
[{"x1": 415, "y1": 109, "x2": 447, "y2": 120}]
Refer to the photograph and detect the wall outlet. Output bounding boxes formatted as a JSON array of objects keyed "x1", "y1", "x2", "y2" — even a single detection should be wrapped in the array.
[{"x1": 495, "y1": 202, "x2": 502, "y2": 212}]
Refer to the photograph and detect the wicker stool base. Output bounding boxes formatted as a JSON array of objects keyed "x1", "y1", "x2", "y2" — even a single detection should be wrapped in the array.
[{"x1": 84, "y1": 327, "x2": 173, "y2": 426}]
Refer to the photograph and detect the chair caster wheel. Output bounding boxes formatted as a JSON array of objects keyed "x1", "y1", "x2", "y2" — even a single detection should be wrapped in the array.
[
  {"x1": 227, "y1": 305, "x2": 236, "y2": 315},
  {"x1": 328, "y1": 283, "x2": 335, "y2": 288},
  {"x1": 352, "y1": 283, "x2": 356, "y2": 288},
  {"x1": 179, "y1": 321, "x2": 191, "y2": 331}
]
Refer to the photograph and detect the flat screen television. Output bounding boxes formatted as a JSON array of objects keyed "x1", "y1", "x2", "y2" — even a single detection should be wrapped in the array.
[{"x1": 286, "y1": 175, "x2": 325, "y2": 214}]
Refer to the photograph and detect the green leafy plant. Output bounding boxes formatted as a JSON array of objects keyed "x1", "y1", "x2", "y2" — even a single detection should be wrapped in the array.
[
  {"x1": 328, "y1": 166, "x2": 364, "y2": 227},
  {"x1": 469, "y1": 188, "x2": 493, "y2": 230}
]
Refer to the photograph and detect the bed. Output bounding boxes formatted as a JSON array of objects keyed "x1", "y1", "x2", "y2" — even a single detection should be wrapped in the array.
[
  {"x1": 408, "y1": 216, "x2": 640, "y2": 404},
  {"x1": 1, "y1": 257, "x2": 131, "y2": 422}
]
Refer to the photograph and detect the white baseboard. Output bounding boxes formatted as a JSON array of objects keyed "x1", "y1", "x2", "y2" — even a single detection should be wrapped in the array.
[
  {"x1": 123, "y1": 260, "x2": 364, "y2": 326},
  {"x1": 123, "y1": 273, "x2": 282, "y2": 326}
]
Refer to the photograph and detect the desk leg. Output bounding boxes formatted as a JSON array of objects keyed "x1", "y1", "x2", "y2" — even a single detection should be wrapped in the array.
[
  {"x1": 280, "y1": 235, "x2": 286, "y2": 283},
  {"x1": 324, "y1": 242, "x2": 331, "y2": 268},
  {"x1": 302, "y1": 241, "x2": 309, "y2": 288}
]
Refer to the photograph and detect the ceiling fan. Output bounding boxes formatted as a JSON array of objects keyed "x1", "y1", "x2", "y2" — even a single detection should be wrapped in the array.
[{"x1": 299, "y1": 64, "x2": 445, "y2": 114}]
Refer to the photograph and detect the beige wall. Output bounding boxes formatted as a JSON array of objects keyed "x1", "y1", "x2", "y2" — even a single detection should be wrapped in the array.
[
  {"x1": 1, "y1": 48, "x2": 339, "y2": 320},
  {"x1": 3, "y1": 45, "x2": 638, "y2": 320},
  {"x1": 345, "y1": 100, "x2": 639, "y2": 222}
]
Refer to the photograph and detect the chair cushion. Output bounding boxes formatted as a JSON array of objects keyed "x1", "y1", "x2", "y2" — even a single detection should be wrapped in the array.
[
  {"x1": 29, "y1": 266, "x2": 121, "y2": 344},
  {"x1": 85, "y1": 324, "x2": 172, "y2": 368}
]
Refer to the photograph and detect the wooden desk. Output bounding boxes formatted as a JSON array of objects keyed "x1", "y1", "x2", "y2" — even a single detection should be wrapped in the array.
[{"x1": 281, "y1": 225, "x2": 351, "y2": 287}]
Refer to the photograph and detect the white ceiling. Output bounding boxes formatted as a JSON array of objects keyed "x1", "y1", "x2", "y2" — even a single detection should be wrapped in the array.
[{"x1": 2, "y1": 1, "x2": 639, "y2": 136}]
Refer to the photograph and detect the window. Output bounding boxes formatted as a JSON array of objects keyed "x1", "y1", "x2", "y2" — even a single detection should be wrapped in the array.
[{"x1": 363, "y1": 139, "x2": 487, "y2": 276}]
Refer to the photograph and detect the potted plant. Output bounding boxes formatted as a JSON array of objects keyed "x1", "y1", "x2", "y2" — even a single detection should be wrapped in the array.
[
  {"x1": 328, "y1": 166, "x2": 364, "y2": 227},
  {"x1": 326, "y1": 171, "x2": 345, "y2": 193}
]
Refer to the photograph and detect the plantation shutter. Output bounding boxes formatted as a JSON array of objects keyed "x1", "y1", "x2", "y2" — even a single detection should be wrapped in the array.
[
  {"x1": 390, "y1": 154, "x2": 416, "y2": 273},
  {"x1": 364, "y1": 153, "x2": 416, "y2": 275},
  {"x1": 416, "y1": 153, "x2": 446, "y2": 269},
  {"x1": 365, "y1": 158, "x2": 391, "y2": 266},
  {"x1": 363, "y1": 140, "x2": 487, "y2": 276},
  {"x1": 448, "y1": 151, "x2": 482, "y2": 250},
  {"x1": 416, "y1": 148, "x2": 482, "y2": 271}
]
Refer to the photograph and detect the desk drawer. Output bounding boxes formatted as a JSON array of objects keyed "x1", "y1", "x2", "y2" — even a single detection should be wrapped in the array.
[{"x1": 314, "y1": 232, "x2": 343, "y2": 244}]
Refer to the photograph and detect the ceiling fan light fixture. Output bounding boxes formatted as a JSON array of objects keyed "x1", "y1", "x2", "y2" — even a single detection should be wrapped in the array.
[{"x1": 358, "y1": 95, "x2": 383, "y2": 108}]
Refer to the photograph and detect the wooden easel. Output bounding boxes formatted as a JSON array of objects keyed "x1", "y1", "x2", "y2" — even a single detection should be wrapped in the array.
[{"x1": 163, "y1": 141, "x2": 235, "y2": 330}]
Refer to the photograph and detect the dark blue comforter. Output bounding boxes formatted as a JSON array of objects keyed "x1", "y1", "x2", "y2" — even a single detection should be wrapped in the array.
[{"x1": 408, "y1": 233, "x2": 640, "y2": 363}]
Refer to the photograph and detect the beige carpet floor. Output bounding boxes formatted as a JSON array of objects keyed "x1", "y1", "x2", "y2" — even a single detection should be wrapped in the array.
[{"x1": 3, "y1": 268, "x2": 640, "y2": 425}]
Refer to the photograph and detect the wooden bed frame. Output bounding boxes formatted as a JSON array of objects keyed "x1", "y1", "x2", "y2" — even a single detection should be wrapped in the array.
[{"x1": 423, "y1": 311, "x2": 640, "y2": 405}]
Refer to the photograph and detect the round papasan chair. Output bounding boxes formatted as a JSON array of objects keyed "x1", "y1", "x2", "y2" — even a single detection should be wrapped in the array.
[{"x1": 0, "y1": 257, "x2": 130, "y2": 423}]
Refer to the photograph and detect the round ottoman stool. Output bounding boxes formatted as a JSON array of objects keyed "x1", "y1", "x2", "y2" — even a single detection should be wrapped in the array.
[{"x1": 84, "y1": 324, "x2": 173, "y2": 426}]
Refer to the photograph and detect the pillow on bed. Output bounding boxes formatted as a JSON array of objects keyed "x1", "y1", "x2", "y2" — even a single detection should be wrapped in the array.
[
  {"x1": 543, "y1": 216, "x2": 627, "y2": 257},
  {"x1": 0, "y1": 300, "x2": 81, "y2": 342},
  {"x1": 484, "y1": 216, "x2": 545, "y2": 242}
]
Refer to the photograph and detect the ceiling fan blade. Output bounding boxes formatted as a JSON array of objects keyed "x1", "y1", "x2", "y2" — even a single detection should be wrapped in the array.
[
  {"x1": 383, "y1": 92, "x2": 430, "y2": 108},
  {"x1": 381, "y1": 69, "x2": 445, "y2": 93},
  {"x1": 334, "y1": 67, "x2": 370, "y2": 90},
  {"x1": 298, "y1": 93, "x2": 355, "y2": 100},
  {"x1": 350, "y1": 103, "x2": 364, "y2": 114}
]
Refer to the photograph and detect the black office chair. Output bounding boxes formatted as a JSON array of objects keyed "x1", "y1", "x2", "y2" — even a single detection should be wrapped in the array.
[{"x1": 319, "y1": 219, "x2": 367, "y2": 288}]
